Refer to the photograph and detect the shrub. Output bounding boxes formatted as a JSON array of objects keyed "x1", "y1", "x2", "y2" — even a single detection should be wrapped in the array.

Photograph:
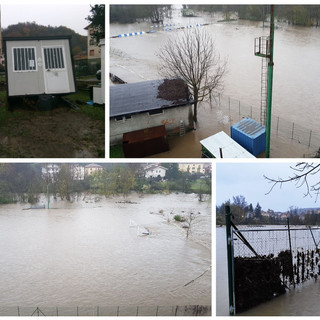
[{"x1": 174, "y1": 214, "x2": 185, "y2": 222}]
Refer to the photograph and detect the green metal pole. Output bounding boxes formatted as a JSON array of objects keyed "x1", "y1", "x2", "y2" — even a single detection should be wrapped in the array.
[
  {"x1": 266, "y1": 5, "x2": 275, "y2": 158},
  {"x1": 225, "y1": 204, "x2": 235, "y2": 315}
]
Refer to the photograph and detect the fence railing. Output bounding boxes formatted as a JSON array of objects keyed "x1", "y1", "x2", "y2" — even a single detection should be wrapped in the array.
[
  {"x1": 0, "y1": 305, "x2": 211, "y2": 317},
  {"x1": 213, "y1": 94, "x2": 320, "y2": 154},
  {"x1": 225, "y1": 205, "x2": 320, "y2": 314}
]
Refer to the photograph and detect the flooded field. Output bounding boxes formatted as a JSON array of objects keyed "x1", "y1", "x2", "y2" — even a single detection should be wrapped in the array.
[
  {"x1": 0, "y1": 193, "x2": 211, "y2": 314},
  {"x1": 110, "y1": 7, "x2": 320, "y2": 157}
]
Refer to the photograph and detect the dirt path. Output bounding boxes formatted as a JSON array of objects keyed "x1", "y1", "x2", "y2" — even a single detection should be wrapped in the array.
[{"x1": 0, "y1": 106, "x2": 105, "y2": 158}]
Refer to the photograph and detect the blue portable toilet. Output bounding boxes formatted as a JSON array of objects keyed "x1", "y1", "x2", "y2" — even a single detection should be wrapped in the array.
[{"x1": 231, "y1": 118, "x2": 266, "y2": 156}]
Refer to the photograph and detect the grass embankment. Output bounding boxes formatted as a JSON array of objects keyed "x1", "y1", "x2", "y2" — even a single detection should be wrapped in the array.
[{"x1": 110, "y1": 145, "x2": 124, "y2": 158}]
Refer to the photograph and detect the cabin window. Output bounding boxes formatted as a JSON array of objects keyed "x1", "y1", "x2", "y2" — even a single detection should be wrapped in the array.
[
  {"x1": 43, "y1": 47, "x2": 65, "y2": 70},
  {"x1": 13, "y1": 47, "x2": 37, "y2": 71}
]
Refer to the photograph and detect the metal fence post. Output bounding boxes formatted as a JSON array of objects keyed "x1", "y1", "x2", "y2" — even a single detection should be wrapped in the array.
[
  {"x1": 291, "y1": 122, "x2": 295, "y2": 140},
  {"x1": 287, "y1": 218, "x2": 295, "y2": 288},
  {"x1": 225, "y1": 204, "x2": 236, "y2": 315},
  {"x1": 309, "y1": 130, "x2": 312, "y2": 147}
]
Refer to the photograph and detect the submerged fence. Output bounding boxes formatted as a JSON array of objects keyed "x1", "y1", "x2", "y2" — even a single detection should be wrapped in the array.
[
  {"x1": 0, "y1": 305, "x2": 211, "y2": 317},
  {"x1": 213, "y1": 94, "x2": 320, "y2": 155},
  {"x1": 225, "y1": 205, "x2": 320, "y2": 315}
]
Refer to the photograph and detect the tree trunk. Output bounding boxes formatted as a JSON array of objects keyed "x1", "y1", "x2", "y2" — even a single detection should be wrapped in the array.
[{"x1": 193, "y1": 100, "x2": 198, "y2": 123}]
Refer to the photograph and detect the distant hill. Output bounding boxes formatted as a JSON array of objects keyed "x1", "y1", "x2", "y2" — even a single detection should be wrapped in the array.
[{"x1": 2, "y1": 22, "x2": 87, "y2": 57}]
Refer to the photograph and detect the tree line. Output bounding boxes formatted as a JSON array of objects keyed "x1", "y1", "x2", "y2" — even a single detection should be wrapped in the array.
[
  {"x1": 110, "y1": 5, "x2": 172, "y2": 24},
  {"x1": 216, "y1": 195, "x2": 263, "y2": 225},
  {"x1": 217, "y1": 195, "x2": 320, "y2": 226},
  {"x1": 0, "y1": 163, "x2": 211, "y2": 205},
  {"x1": 2, "y1": 22, "x2": 87, "y2": 57},
  {"x1": 110, "y1": 4, "x2": 320, "y2": 27}
]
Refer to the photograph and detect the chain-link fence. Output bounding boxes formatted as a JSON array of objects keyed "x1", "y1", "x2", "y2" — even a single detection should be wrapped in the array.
[
  {"x1": 233, "y1": 225, "x2": 320, "y2": 259},
  {"x1": 225, "y1": 206, "x2": 320, "y2": 314},
  {"x1": 231, "y1": 224, "x2": 320, "y2": 313},
  {"x1": 213, "y1": 94, "x2": 320, "y2": 153},
  {"x1": 0, "y1": 305, "x2": 211, "y2": 316}
]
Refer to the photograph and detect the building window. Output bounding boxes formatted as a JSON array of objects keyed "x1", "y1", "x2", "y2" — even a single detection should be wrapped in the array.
[
  {"x1": 115, "y1": 116, "x2": 124, "y2": 122},
  {"x1": 89, "y1": 49, "x2": 95, "y2": 56},
  {"x1": 43, "y1": 47, "x2": 65, "y2": 69},
  {"x1": 89, "y1": 39, "x2": 95, "y2": 46},
  {"x1": 148, "y1": 109, "x2": 163, "y2": 116},
  {"x1": 13, "y1": 47, "x2": 37, "y2": 71}
]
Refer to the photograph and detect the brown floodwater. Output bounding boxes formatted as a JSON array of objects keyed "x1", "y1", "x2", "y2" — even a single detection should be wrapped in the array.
[{"x1": 0, "y1": 193, "x2": 211, "y2": 314}]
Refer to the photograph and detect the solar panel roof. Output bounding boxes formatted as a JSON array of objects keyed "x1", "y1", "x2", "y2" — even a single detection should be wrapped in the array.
[{"x1": 110, "y1": 79, "x2": 192, "y2": 117}]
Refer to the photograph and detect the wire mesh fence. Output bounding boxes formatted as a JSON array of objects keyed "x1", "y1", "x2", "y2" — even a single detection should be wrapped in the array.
[
  {"x1": 233, "y1": 225, "x2": 320, "y2": 259},
  {"x1": 213, "y1": 94, "x2": 320, "y2": 154},
  {"x1": 0, "y1": 305, "x2": 211, "y2": 317},
  {"x1": 232, "y1": 224, "x2": 320, "y2": 286},
  {"x1": 225, "y1": 211, "x2": 320, "y2": 314}
]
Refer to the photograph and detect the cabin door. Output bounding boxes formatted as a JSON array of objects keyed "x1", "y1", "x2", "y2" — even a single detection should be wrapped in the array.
[{"x1": 42, "y1": 46, "x2": 70, "y2": 94}]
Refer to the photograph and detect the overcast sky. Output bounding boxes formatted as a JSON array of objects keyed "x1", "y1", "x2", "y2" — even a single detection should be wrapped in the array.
[
  {"x1": 216, "y1": 161, "x2": 320, "y2": 212},
  {"x1": 1, "y1": 2, "x2": 94, "y2": 36}
]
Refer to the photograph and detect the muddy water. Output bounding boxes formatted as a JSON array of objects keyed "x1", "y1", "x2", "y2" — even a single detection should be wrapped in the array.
[
  {"x1": 216, "y1": 226, "x2": 320, "y2": 316},
  {"x1": 0, "y1": 193, "x2": 211, "y2": 309},
  {"x1": 110, "y1": 8, "x2": 320, "y2": 158}
]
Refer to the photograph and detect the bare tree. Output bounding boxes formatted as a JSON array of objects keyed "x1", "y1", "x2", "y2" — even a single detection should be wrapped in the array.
[
  {"x1": 184, "y1": 210, "x2": 199, "y2": 239},
  {"x1": 264, "y1": 162, "x2": 320, "y2": 201},
  {"x1": 156, "y1": 28, "x2": 227, "y2": 123}
]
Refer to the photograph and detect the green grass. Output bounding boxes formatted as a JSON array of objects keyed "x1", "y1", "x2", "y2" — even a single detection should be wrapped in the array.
[
  {"x1": 64, "y1": 90, "x2": 105, "y2": 121},
  {"x1": 110, "y1": 144, "x2": 124, "y2": 158},
  {"x1": 76, "y1": 105, "x2": 105, "y2": 121},
  {"x1": 190, "y1": 179, "x2": 211, "y2": 193}
]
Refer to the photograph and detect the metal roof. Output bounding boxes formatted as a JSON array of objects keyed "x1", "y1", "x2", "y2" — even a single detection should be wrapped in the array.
[
  {"x1": 200, "y1": 131, "x2": 255, "y2": 158},
  {"x1": 110, "y1": 79, "x2": 193, "y2": 117},
  {"x1": 231, "y1": 117, "x2": 265, "y2": 138}
]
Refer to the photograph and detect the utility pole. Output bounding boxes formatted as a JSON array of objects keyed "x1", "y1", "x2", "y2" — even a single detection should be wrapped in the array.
[
  {"x1": 254, "y1": 5, "x2": 275, "y2": 158},
  {"x1": 265, "y1": 5, "x2": 275, "y2": 158}
]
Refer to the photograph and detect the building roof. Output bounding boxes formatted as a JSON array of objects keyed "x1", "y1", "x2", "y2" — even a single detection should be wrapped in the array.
[
  {"x1": 200, "y1": 131, "x2": 255, "y2": 158},
  {"x1": 110, "y1": 78, "x2": 193, "y2": 118},
  {"x1": 85, "y1": 163, "x2": 103, "y2": 169},
  {"x1": 3, "y1": 35, "x2": 72, "y2": 42},
  {"x1": 145, "y1": 164, "x2": 168, "y2": 172}
]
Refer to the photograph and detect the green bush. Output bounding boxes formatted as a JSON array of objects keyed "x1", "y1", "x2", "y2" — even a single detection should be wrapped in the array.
[{"x1": 174, "y1": 214, "x2": 185, "y2": 222}]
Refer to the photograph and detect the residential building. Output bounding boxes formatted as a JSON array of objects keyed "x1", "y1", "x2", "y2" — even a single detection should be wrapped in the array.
[
  {"x1": 144, "y1": 164, "x2": 167, "y2": 179},
  {"x1": 178, "y1": 163, "x2": 207, "y2": 174},
  {"x1": 41, "y1": 164, "x2": 60, "y2": 182},
  {"x1": 85, "y1": 25, "x2": 101, "y2": 59},
  {"x1": 85, "y1": 163, "x2": 104, "y2": 176},
  {"x1": 70, "y1": 164, "x2": 85, "y2": 180}
]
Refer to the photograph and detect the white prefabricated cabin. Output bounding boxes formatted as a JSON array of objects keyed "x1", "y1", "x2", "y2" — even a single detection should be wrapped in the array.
[{"x1": 4, "y1": 36, "x2": 76, "y2": 97}]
